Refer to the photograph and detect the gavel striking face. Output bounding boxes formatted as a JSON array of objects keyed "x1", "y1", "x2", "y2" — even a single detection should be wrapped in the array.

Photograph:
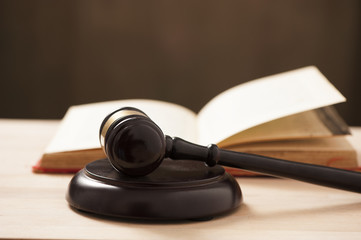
[
  {"x1": 100, "y1": 107, "x2": 168, "y2": 176},
  {"x1": 100, "y1": 107, "x2": 361, "y2": 193}
]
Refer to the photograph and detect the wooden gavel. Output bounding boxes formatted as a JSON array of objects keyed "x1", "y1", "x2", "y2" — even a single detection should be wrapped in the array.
[{"x1": 99, "y1": 107, "x2": 361, "y2": 193}]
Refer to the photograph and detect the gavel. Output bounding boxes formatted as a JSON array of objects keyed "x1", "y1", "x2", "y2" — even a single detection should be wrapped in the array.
[{"x1": 99, "y1": 107, "x2": 361, "y2": 193}]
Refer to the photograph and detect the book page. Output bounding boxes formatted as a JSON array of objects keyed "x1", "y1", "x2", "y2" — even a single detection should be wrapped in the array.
[
  {"x1": 218, "y1": 106, "x2": 350, "y2": 147},
  {"x1": 45, "y1": 99, "x2": 197, "y2": 153},
  {"x1": 224, "y1": 137, "x2": 357, "y2": 170},
  {"x1": 197, "y1": 66, "x2": 346, "y2": 145}
]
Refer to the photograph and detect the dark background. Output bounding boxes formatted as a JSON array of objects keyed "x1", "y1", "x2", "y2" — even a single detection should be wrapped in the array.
[{"x1": 1, "y1": 0, "x2": 360, "y2": 125}]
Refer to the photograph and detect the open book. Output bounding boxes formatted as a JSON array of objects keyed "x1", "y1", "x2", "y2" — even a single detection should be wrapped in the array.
[{"x1": 33, "y1": 66, "x2": 358, "y2": 175}]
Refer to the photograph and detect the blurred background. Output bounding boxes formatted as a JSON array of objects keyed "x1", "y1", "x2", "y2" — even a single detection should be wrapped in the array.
[{"x1": 1, "y1": 0, "x2": 360, "y2": 125}]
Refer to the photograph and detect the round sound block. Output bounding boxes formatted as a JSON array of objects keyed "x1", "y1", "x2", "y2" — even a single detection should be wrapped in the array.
[{"x1": 66, "y1": 159, "x2": 242, "y2": 220}]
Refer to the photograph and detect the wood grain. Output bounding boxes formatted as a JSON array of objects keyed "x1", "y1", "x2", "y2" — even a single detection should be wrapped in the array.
[{"x1": 1, "y1": 119, "x2": 361, "y2": 240}]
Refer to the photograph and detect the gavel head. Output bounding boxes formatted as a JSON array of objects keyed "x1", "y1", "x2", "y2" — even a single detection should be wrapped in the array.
[{"x1": 99, "y1": 107, "x2": 166, "y2": 176}]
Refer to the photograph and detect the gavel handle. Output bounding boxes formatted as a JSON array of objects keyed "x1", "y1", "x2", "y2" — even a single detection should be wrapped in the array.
[
  {"x1": 219, "y1": 150, "x2": 361, "y2": 193},
  {"x1": 166, "y1": 136, "x2": 361, "y2": 193}
]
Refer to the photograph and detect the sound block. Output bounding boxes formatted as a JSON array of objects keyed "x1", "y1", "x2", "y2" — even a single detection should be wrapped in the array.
[{"x1": 66, "y1": 159, "x2": 242, "y2": 220}]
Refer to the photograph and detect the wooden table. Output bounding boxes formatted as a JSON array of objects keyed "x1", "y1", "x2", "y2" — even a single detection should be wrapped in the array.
[{"x1": 1, "y1": 119, "x2": 361, "y2": 240}]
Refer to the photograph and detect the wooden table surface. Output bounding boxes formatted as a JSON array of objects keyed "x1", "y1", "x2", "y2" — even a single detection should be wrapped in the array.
[{"x1": 1, "y1": 119, "x2": 361, "y2": 240}]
